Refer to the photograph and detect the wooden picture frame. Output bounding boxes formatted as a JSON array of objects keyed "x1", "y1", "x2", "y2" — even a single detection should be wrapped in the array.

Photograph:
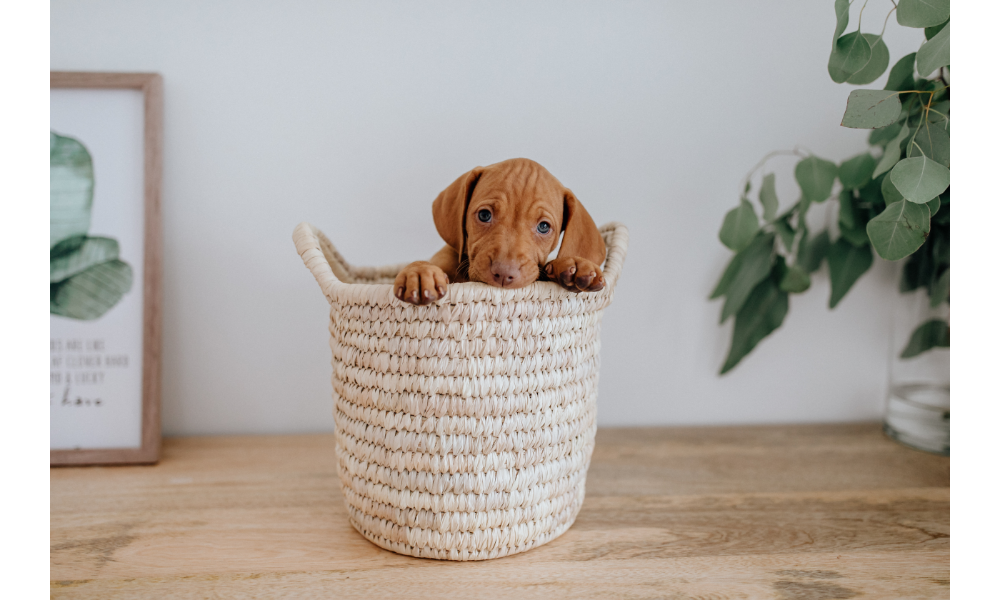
[{"x1": 50, "y1": 72, "x2": 163, "y2": 466}]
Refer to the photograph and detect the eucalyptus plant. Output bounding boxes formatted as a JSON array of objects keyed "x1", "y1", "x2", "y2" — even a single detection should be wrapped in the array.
[{"x1": 712, "y1": 0, "x2": 949, "y2": 374}]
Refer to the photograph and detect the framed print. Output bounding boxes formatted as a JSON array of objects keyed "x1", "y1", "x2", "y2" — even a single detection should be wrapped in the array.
[{"x1": 50, "y1": 72, "x2": 163, "y2": 466}]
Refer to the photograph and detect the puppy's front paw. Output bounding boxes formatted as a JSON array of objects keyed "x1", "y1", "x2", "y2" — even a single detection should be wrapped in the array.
[
  {"x1": 544, "y1": 257, "x2": 605, "y2": 293},
  {"x1": 394, "y1": 262, "x2": 449, "y2": 305}
]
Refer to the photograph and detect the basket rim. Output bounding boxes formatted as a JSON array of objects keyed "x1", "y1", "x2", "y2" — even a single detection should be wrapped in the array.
[{"x1": 293, "y1": 221, "x2": 628, "y2": 307}]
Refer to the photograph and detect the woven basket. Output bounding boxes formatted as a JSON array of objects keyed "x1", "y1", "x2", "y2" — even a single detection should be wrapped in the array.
[{"x1": 293, "y1": 221, "x2": 628, "y2": 560}]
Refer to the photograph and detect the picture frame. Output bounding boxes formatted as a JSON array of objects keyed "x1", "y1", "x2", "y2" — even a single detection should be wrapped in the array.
[{"x1": 50, "y1": 72, "x2": 163, "y2": 466}]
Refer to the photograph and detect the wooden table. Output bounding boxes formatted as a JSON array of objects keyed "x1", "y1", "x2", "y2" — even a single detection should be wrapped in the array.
[{"x1": 51, "y1": 424, "x2": 949, "y2": 599}]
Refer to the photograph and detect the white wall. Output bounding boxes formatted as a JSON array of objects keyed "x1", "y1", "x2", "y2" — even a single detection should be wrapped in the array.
[{"x1": 51, "y1": 0, "x2": 926, "y2": 435}]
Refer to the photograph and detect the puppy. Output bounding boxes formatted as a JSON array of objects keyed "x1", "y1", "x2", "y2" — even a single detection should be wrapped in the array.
[{"x1": 394, "y1": 158, "x2": 606, "y2": 305}]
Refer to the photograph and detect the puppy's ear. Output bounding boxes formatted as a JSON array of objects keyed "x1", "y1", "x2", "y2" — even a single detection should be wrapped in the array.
[
  {"x1": 558, "y1": 189, "x2": 607, "y2": 266},
  {"x1": 432, "y1": 167, "x2": 484, "y2": 257}
]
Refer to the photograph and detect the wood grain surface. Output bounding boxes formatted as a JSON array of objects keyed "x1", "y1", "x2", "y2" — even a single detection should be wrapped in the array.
[{"x1": 51, "y1": 424, "x2": 949, "y2": 599}]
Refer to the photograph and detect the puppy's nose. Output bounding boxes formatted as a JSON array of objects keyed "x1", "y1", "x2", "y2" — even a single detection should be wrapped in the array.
[{"x1": 490, "y1": 261, "x2": 520, "y2": 287}]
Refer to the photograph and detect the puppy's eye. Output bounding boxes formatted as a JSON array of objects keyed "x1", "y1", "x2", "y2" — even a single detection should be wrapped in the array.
[
  {"x1": 537, "y1": 221, "x2": 551, "y2": 234},
  {"x1": 478, "y1": 209, "x2": 492, "y2": 223}
]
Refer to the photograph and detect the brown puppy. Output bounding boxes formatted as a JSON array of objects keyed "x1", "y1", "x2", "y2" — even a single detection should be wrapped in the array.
[{"x1": 394, "y1": 158, "x2": 606, "y2": 305}]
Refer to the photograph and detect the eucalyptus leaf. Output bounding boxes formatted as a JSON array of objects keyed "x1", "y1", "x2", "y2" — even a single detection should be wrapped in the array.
[
  {"x1": 795, "y1": 156, "x2": 838, "y2": 203},
  {"x1": 759, "y1": 173, "x2": 779, "y2": 222},
  {"x1": 841, "y1": 90, "x2": 902, "y2": 129},
  {"x1": 897, "y1": 0, "x2": 949, "y2": 28},
  {"x1": 719, "y1": 199, "x2": 760, "y2": 252},
  {"x1": 872, "y1": 124, "x2": 910, "y2": 178},
  {"x1": 885, "y1": 53, "x2": 917, "y2": 92},
  {"x1": 839, "y1": 153, "x2": 877, "y2": 189},
  {"x1": 907, "y1": 121, "x2": 950, "y2": 167},
  {"x1": 827, "y1": 239, "x2": 873, "y2": 308},
  {"x1": 779, "y1": 263, "x2": 811, "y2": 294},
  {"x1": 846, "y1": 34, "x2": 891, "y2": 85},
  {"x1": 50, "y1": 259, "x2": 133, "y2": 321},
  {"x1": 926, "y1": 196, "x2": 941, "y2": 217},
  {"x1": 881, "y1": 173, "x2": 905, "y2": 204},
  {"x1": 869, "y1": 122, "x2": 903, "y2": 147},
  {"x1": 925, "y1": 20, "x2": 948, "y2": 40},
  {"x1": 50, "y1": 132, "x2": 94, "y2": 248},
  {"x1": 890, "y1": 156, "x2": 950, "y2": 203},
  {"x1": 866, "y1": 200, "x2": 931, "y2": 260},
  {"x1": 917, "y1": 22, "x2": 950, "y2": 77},
  {"x1": 930, "y1": 268, "x2": 949, "y2": 307},
  {"x1": 50, "y1": 236, "x2": 120, "y2": 283},
  {"x1": 900, "y1": 241, "x2": 935, "y2": 292},
  {"x1": 839, "y1": 191, "x2": 871, "y2": 247},
  {"x1": 928, "y1": 100, "x2": 950, "y2": 125},
  {"x1": 832, "y1": 0, "x2": 850, "y2": 49},
  {"x1": 858, "y1": 174, "x2": 887, "y2": 208},
  {"x1": 828, "y1": 32, "x2": 873, "y2": 84},
  {"x1": 720, "y1": 275, "x2": 789, "y2": 374},
  {"x1": 775, "y1": 217, "x2": 796, "y2": 253},
  {"x1": 841, "y1": 224, "x2": 871, "y2": 247},
  {"x1": 900, "y1": 318, "x2": 949, "y2": 358},
  {"x1": 719, "y1": 234, "x2": 775, "y2": 323},
  {"x1": 798, "y1": 230, "x2": 830, "y2": 273},
  {"x1": 710, "y1": 252, "x2": 741, "y2": 299},
  {"x1": 933, "y1": 201, "x2": 950, "y2": 224},
  {"x1": 932, "y1": 223, "x2": 950, "y2": 267},
  {"x1": 838, "y1": 190, "x2": 860, "y2": 230}
]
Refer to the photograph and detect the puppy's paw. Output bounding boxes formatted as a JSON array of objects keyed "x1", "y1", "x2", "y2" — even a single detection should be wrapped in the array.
[
  {"x1": 394, "y1": 262, "x2": 449, "y2": 305},
  {"x1": 544, "y1": 257, "x2": 605, "y2": 293}
]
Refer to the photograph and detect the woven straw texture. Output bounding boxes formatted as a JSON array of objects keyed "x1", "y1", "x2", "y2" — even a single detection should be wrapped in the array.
[{"x1": 294, "y1": 221, "x2": 628, "y2": 560}]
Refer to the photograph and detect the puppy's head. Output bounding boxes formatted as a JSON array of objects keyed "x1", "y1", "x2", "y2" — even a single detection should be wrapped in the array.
[{"x1": 432, "y1": 158, "x2": 605, "y2": 288}]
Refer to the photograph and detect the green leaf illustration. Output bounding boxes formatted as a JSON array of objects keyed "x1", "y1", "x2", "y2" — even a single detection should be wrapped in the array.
[
  {"x1": 866, "y1": 199, "x2": 930, "y2": 260},
  {"x1": 900, "y1": 318, "x2": 949, "y2": 358},
  {"x1": 50, "y1": 132, "x2": 94, "y2": 248},
  {"x1": 916, "y1": 22, "x2": 950, "y2": 77},
  {"x1": 827, "y1": 239, "x2": 873, "y2": 308},
  {"x1": 719, "y1": 199, "x2": 760, "y2": 252},
  {"x1": 795, "y1": 156, "x2": 838, "y2": 203},
  {"x1": 841, "y1": 90, "x2": 902, "y2": 129},
  {"x1": 890, "y1": 156, "x2": 950, "y2": 203},
  {"x1": 846, "y1": 34, "x2": 890, "y2": 85},
  {"x1": 51, "y1": 236, "x2": 121, "y2": 283},
  {"x1": 51, "y1": 260, "x2": 133, "y2": 321},
  {"x1": 50, "y1": 130, "x2": 133, "y2": 320},
  {"x1": 897, "y1": 0, "x2": 949, "y2": 28}
]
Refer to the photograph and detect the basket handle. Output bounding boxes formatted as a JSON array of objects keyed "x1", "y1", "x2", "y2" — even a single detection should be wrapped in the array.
[
  {"x1": 597, "y1": 221, "x2": 629, "y2": 293},
  {"x1": 293, "y1": 222, "x2": 353, "y2": 302}
]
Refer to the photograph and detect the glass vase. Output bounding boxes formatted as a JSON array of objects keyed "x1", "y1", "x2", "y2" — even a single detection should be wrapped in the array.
[{"x1": 883, "y1": 289, "x2": 950, "y2": 455}]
